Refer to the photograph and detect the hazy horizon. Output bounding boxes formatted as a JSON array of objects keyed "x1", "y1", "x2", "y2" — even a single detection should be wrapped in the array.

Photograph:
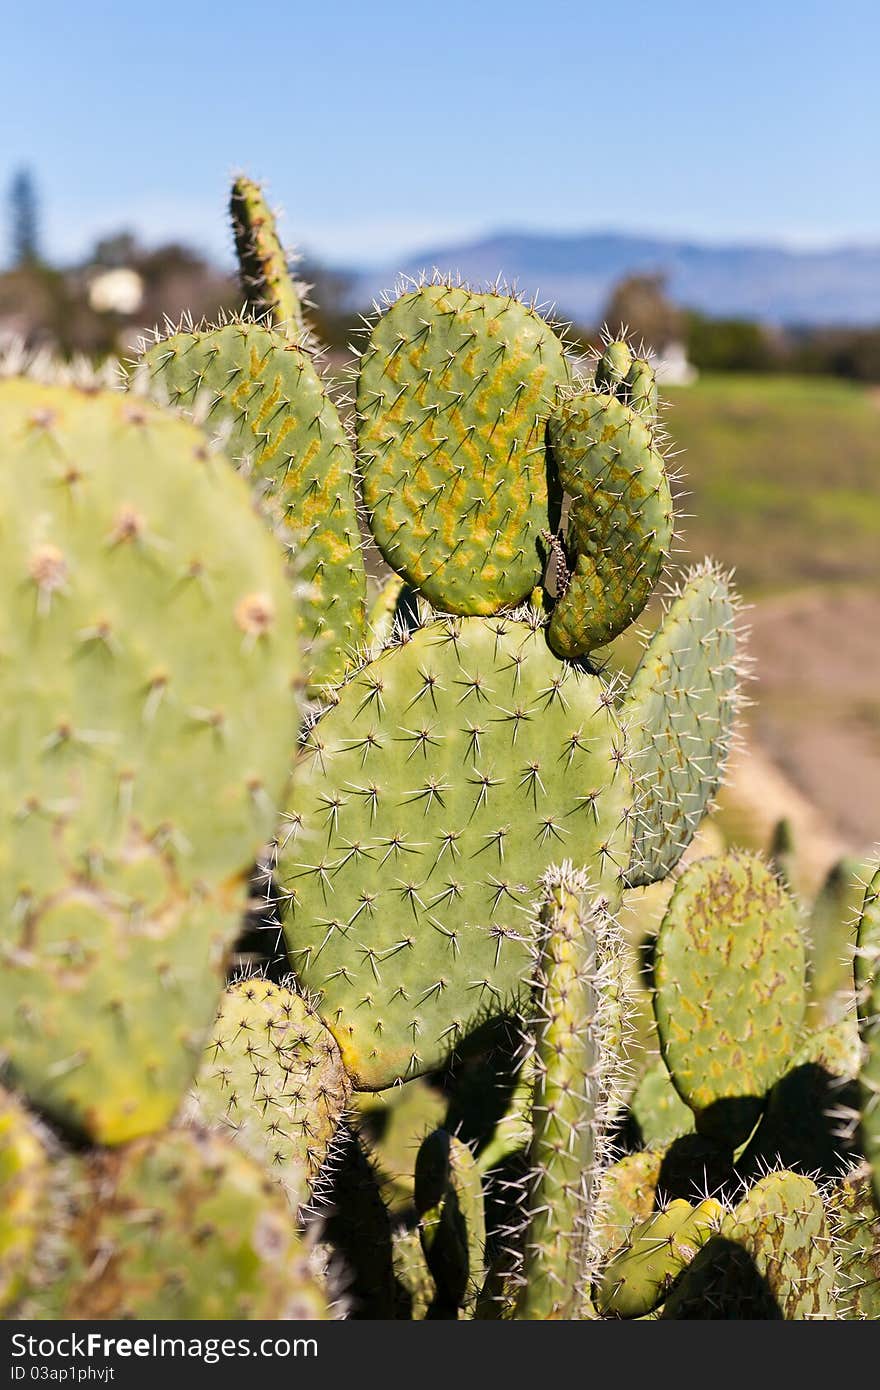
[{"x1": 3, "y1": 0, "x2": 878, "y2": 270}]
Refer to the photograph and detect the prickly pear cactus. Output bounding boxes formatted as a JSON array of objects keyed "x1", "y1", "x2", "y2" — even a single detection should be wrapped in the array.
[
  {"x1": 630, "y1": 1060, "x2": 696, "y2": 1150},
  {"x1": 654, "y1": 852, "x2": 806, "y2": 1145},
  {"x1": 356, "y1": 282, "x2": 570, "y2": 614},
  {"x1": 392, "y1": 1227, "x2": 435, "y2": 1320},
  {"x1": 515, "y1": 874, "x2": 626, "y2": 1319},
  {"x1": 594, "y1": 1150, "x2": 664, "y2": 1256},
  {"x1": 0, "y1": 378, "x2": 300, "y2": 1144},
  {"x1": 279, "y1": 616, "x2": 634, "y2": 1089},
  {"x1": 857, "y1": 866, "x2": 880, "y2": 1205},
  {"x1": 186, "y1": 976, "x2": 351, "y2": 1208},
  {"x1": 623, "y1": 563, "x2": 739, "y2": 887},
  {"x1": 546, "y1": 351, "x2": 673, "y2": 659},
  {"x1": 0, "y1": 1090, "x2": 50, "y2": 1313},
  {"x1": 596, "y1": 1197, "x2": 724, "y2": 1318},
  {"x1": 415, "y1": 1129, "x2": 486, "y2": 1317},
  {"x1": 663, "y1": 1172, "x2": 836, "y2": 1320},
  {"x1": 134, "y1": 319, "x2": 366, "y2": 692},
  {"x1": 828, "y1": 1165, "x2": 880, "y2": 1319},
  {"x1": 229, "y1": 175, "x2": 307, "y2": 336},
  {"x1": 27, "y1": 1129, "x2": 328, "y2": 1319}
]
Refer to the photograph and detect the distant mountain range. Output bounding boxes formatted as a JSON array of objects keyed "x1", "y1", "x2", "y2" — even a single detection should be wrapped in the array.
[{"x1": 350, "y1": 232, "x2": 880, "y2": 327}]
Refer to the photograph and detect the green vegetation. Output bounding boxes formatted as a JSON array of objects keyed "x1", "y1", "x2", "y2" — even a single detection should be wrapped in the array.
[{"x1": 668, "y1": 373, "x2": 880, "y2": 594}]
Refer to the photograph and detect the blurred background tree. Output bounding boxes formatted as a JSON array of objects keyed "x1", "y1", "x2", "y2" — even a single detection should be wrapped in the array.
[
  {"x1": 8, "y1": 168, "x2": 40, "y2": 266},
  {"x1": 600, "y1": 273, "x2": 683, "y2": 352}
]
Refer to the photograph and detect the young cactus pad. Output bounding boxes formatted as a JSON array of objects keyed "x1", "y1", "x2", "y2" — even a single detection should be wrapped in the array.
[
  {"x1": 664, "y1": 1172, "x2": 836, "y2": 1320},
  {"x1": 277, "y1": 616, "x2": 634, "y2": 1089},
  {"x1": 134, "y1": 319, "x2": 366, "y2": 692},
  {"x1": 654, "y1": 852, "x2": 807, "y2": 1145},
  {"x1": 0, "y1": 378, "x2": 300, "y2": 1143},
  {"x1": 29, "y1": 1129, "x2": 328, "y2": 1320},
  {"x1": 596, "y1": 1197, "x2": 724, "y2": 1319},
  {"x1": 229, "y1": 175, "x2": 307, "y2": 336},
  {"x1": 356, "y1": 282, "x2": 570, "y2": 614},
  {"x1": 187, "y1": 977, "x2": 351, "y2": 1208},
  {"x1": 622, "y1": 562, "x2": 740, "y2": 887},
  {"x1": 546, "y1": 387, "x2": 672, "y2": 659}
]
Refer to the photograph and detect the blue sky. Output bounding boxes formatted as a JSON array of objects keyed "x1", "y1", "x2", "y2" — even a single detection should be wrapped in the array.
[{"x1": 3, "y1": 1, "x2": 878, "y2": 268}]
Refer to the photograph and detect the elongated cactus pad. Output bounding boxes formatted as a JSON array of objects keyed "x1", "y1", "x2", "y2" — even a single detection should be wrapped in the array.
[
  {"x1": 0, "y1": 379, "x2": 300, "y2": 1144},
  {"x1": 135, "y1": 320, "x2": 366, "y2": 692},
  {"x1": 357, "y1": 283, "x2": 570, "y2": 614},
  {"x1": 596, "y1": 1197, "x2": 724, "y2": 1318},
  {"x1": 654, "y1": 852, "x2": 807, "y2": 1145},
  {"x1": 664, "y1": 1172, "x2": 835, "y2": 1319},
  {"x1": 857, "y1": 867, "x2": 880, "y2": 1205},
  {"x1": 415, "y1": 1129, "x2": 486, "y2": 1316},
  {"x1": 622, "y1": 563, "x2": 739, "y2": 887},
  {"x1": 828, "y1": 1165, "x2": 880, "y2": 1319},
  {"x1": 516, "y1": 876, "x2": 625, "y2": 1319},
  {"x1": 546, "y1": 390, "x2": 672, "y2": 658},
  {"x1": 29, "y1": 1129, "x2": 328, "y2": 1319},
  {"x1": 0, "y1": 1090, "x2": 50, "y2": 1313},
  {"x1": 279, "y1": 617, "x2": 633, "y2": 1089},
  {"x1": 187, "y1": 977, "x2": 351, "y2": 1207},
  {"x1": 229, "y1": 175, "x2": 306, "y2": 336}
]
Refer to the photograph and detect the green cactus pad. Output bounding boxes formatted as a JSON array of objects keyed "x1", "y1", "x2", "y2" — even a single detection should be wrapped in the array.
[
  {"x1": 828, "y1": 1165, "x2": 880, "y2": 1319},
  {"x1": 0, "y1": 1090, "x2": 50, "y2": 1313},
  {"x1": 546, "y1": 390, "x2": 672, "y2": 659},
  {"x1": 663, "y1": 1172, "x2": 835, "y2": 1319},
  {"x1": 135, "y1": 320, "x2": 366, "y2": 692},
  {"x1": 622, "y1": 563, "x2": 739, "y2": 887},
  {"x1": 654, "y1": 852, "x2": 807, "y2": 1146},
  {"x1": 808, "y1": 855, "x2": 871, "y2": 1023},
  {"x1": 595, "y1": 1150, "x2": 663, "y2": 1257},
  {"x1": 356, "y1": 283, "x2": 570, "y2": 614},
  {"x1": 353, "y1": 1076, "x2": 447, "y2": 1212},
  {"x1": 415, "y1": 1129, "x2": 486, "y2": 1316},
  {"x1": 0, "y1": 378, "x2": 300, "y2": 1144},
  {"x1": 30, "y1": 1129, "x2": 328, "y2": 1319},
  {"x1": 392, "y1": 1227, "x2": 436, "y2": 1319},
  {"x1": 516, "y1": 877, "x2": 626, "y2": 1319},
  {"x1": 596, "y1": 1197, "x2": 724, "y2": 1318},
  {"x1": 630, "y1": 1060, "x2": 696, "y2": 1150},
  {"x1": 229, "y1": 175, "x2": 306, "y2": 336},
  {"x1": 857, "y1": 867, "x2": 880, "y2": 1205},
  {"x1": 187, "y1": 977, "x2": 351, "y2": 1207},
  {"x1": 737, "y1": 1017, "x2": 861, "y2": 1181},
  {"x1": 279, "y1": 616, "x2": 633, "y2": 1089}
]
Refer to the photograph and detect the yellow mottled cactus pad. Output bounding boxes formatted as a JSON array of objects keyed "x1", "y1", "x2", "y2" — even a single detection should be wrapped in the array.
[
  {"x1": 654, "y1": 852, "x2": 806, "y2": 1145},
  {"x1": 135, "y1": 321, "x2": 366, "y2": 691},
  {"x1": 229, "y1": 175, "x2": 307, "y2": 336},
  {"x1": 547, "y1": 391, "x2": 672, "y2": 659},
  {"x1": 357, "y1": 283, "x2": 570, "y2": 614}
]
